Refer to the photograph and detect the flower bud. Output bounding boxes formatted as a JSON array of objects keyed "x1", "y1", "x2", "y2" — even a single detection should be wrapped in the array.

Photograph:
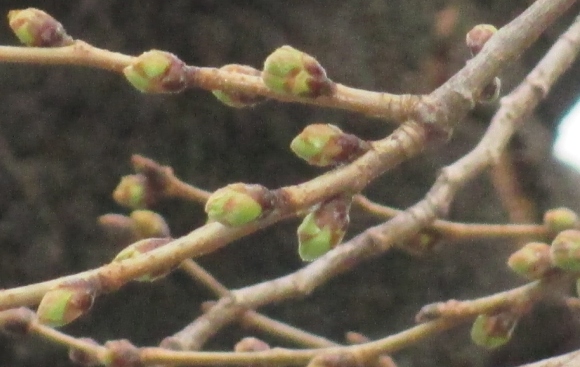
[
  {"x1": 205, "y1": 183, "x2": 274, "y2": 226},
  {"x1": 544, "y1": 207, "x2": 579, "y2": 234},
  {"x1": 291, "y1": 124, "x2": 370, "y2": 167},
  {"x1": 123, "y1": 50, "x2": 188, "y2": 93},
  {"x1": 465, "y1": 24, "x2": 497, "y2": 56},
  {"x1": 549, "y1": 229, "x2": 580, "y2": 271},
  {"x1": 297, "y1": 196, "x2": 351, "y2": 261},
  {"x1": 262, "y1": 45, "x2": 334, "y2": 98},
  {"x1": 8, "y1": 8, "x2": 73, "y2": 47},
  {"x1": 470, "y1": 313, "x2": 518, "y2": 349},
  {"x1": 69, "y1": 338, "x2": 101, "y2": 367},
  {"x1": 130, "y1": 210, "x2": 171, "y2": 238},
  {"x1": 212, "y1": 65, "x2": 265, "y2": 108},
  {"x1": 112, "y1": 238, "x2": 173, "y2": 281},
  {"x1": 36, "y1": 279, "x2": 98, "y2": 327},
  {"x1": 507, "y1": 242, "x2": 553, "y2": 279}
]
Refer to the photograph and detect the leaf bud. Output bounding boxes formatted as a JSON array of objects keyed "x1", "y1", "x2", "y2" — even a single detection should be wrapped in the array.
[
  {"x1": 465, "y1": 24, "x2": 497, "y2": 56},
  {"x1": 297, "y1": 195, "x2": 351, "y2": 261},
  {"x1": 543, "y1": 207, "x2": 579, "y2": 234},
  {"x1": 507, "y1": 242, "x2": 553, "y2": 279},
  {"x1": 36, "y1": 279, "x2": 98, "y2": 327},
  {"x1": 212, "y1": 64, "x2": 265, "y2": 108},
  {"x1": 112, "y1": 238, "x2": 173, "y2": 282},
  {"x1": 69, "y1": 338, "x2": 101, "y2": 367},
  {"x1": 98, "y1": 214, "x2": 139, "y2": 246},
  {"x1": 549, "y1": 229, "x2": 580, "y2": 271},
  {"x1": 470, "y1": 313, "x2": 518, "y2": 349},
  {"x1": 262, "y1": 45, "x2": 334, "y2": 98},
  {"x1": 234, "y1": 337, "x2": 270, "y2": 352},
  {"x1": 130, "y1": 210, "x2": 171, "y2": 238},
  {"x1": 205, "y1": 183, "x2": 274, "y2": 226},
  {"x1": 291, "y1": 124, "x2": 370, "y2": 167},
  {"x1": 8, "y1": 8, "x2": 73, "y2": 47},
  {"x1": 123, "y1": 50, "x2": 188, "y2": 93},
  {"x1": 102, "y1": 339, "x2": 141, "y2": 367},
  {"x1": 113, "y1": 175, "x2": 148, "y2": 209},
  {"x1": 0, "y1": 307, "x2": 35, "y2": 337}
]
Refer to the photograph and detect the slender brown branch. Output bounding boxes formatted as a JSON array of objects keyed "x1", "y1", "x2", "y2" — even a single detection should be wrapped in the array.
[
  {"x1": 354, "y1": 195, "x2": 549, "y2": 241},
  {"x1": 163, "y1": 10, "x2": 580, "y2": 351}
]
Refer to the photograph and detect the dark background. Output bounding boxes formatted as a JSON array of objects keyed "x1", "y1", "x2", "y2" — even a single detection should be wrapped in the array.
[{"x1": 1, "y1": 1, "x2": 580, "y2": 366}]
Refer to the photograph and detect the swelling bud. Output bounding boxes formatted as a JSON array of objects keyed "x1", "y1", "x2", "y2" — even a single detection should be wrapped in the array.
[
  {"x1": 544, "y1": 207, "x2": 579, "y2": 234},
  {"x1": 507, "y1": 242, "x2": 553, "y2": 279},
  {"x1": 212, "y1": 64, "x2": 265, "y2": 108},
  {"x1": 205, "y1": 183, "x2": 274, "y2": 226},
  {"x1": 470, "y1": 313, "x2": 517, "y2": 349},
  {"x1": 36, "y1": 279, "x2": 98, "y2": 327},
  {"x1": 8, "y1": 8, "x2": 73, "y2": 47},
  {"x1": 549, "y1": 229, "x2": 580, "y2": 271},
  {"x1": 123, "y1": 50, "x2": 188, "y2": 93},
  {"x1": 291, "y1": 124, "x2": 370, "y2": 167},
  {"x1": 297, "y1": 195, "x2": 351, "y2": 261},
  {"x1": 262, "y1": 45, "x2": 334, "y2": 98}
]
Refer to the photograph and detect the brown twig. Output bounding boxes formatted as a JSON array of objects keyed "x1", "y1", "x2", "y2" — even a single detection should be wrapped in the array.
[{"x1": 354, "y1": 194, "x2": 549, "y2": 241}]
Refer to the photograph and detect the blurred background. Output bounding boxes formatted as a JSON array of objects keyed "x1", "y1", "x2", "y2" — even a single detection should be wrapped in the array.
[{"x1": 0, "y1": 1, "x2": 580, "y2": 366}]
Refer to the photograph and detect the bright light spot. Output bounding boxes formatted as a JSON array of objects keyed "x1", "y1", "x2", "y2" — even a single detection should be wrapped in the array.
[{"x1": 554, "y1": 98, "x2": 580, "y2": 171}]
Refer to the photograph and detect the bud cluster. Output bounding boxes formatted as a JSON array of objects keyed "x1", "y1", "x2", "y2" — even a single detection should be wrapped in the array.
[{"x1": 297, "y1": 195, "x2": 352, "y2": 261}]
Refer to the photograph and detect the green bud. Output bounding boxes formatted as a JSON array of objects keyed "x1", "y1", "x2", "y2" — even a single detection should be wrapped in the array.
[
  {"x1": 112, "y1": 238, "x2": 172, "y2": 281},
  {"x1": 290, "y1": 124, "x2": 370, "y2": 167},
  {"x1": 466, "y1": 24, "x2": 498, "y2": 56},
  {"x1": 544, "y1": 207, "x2": 579, "y2": 234},
  {"x1": 262, "y1": 45, "x2": 334, "y2": 98},
  {"x1": 130, "y1": 210, "x2": 170, "y2": 238},
  {"x1": 123, "y1": 50, "x2": 188, "y2": 93},
  {"x1": 36, "y1": 279, "x2": 97, "y2": 327},
  {"x1": 507, "y1": 242, "x2": 552, "y2": 279},
  {"x1": 297, "y1": 196, "x2": 351, "y2": 261},
  {"x1": 470, "y1": 313, "x2": 517, "y2": 349},
  {"x1": 550, "y1": 229, "x2": 580, "y2": 271},
  {"x1": 8, "y1": 8, "x2": 73, "y2": 47},
  {"x1": 205, "y1": 183, "x2": 273, "y2": 226},
  {"x1": 113, "y1": 175, "x2": 148, "y2": 209},
  {"x1": 212, "y1": 64, "x2": 265, "y2": 108}
]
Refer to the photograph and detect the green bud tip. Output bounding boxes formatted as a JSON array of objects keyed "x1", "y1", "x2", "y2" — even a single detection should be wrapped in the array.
[
  {"x1": 130, "y1": 210, "x2": 170, "y2": 238},
  {"x1": 36, "y1": 280, "x2": 97, "y2": 327},
  {"x1": 507, "y1": 242, "x2": 552, "y2": 279},
  {"x1": 113, "y1": 238, "x2": 172, "y2": 281},
  {"x1": 123, "y1": 50, "x2": 188, "y2": 93},
  {"x1": 297, "y1": 196, "x2": 350, "y2": 261},
  {"x1": 466, "y1": 24, "x2": 498, "y2": 56},
  {"x1": 8, "y1": 8, "x2": 73, "y2": 47},
  {"x1": 113, "y1": 175, "x2": 147, "y2": 209},
  {"x1": 550, "y1": 229, "x2": 580, "y2": 272},
  {"x1": 544, "y1": 207, "x2": 579, "y2": 234},
  {"x1": 470, "y1": 313, "x2": 517, "y2": 349},
  {"x1": 212, "y1": 64, "x2": 265, "y2": 108},
  {"x1": 205, "y1": 183, "x2": 271, "y2": 226},
  {"x1": 262, "y1": 45, "x2": 334, "y2": 98}
]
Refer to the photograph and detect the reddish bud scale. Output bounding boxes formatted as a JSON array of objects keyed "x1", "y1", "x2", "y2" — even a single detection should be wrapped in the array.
[
  {"x1": 212, "y1": 65, "x2": 265, "y2": 108},
  {"x1": 69, "y1": 338, "x2": 101, "y2": 367},
  {"x1": 477, "y1": 77, "x2": 501, "y2": 103},
  {"x1": 465, "y1": 24, "x2": 498, "y2": 56},
  {"x1": 123, "y1": 50, "x2": 188, "y2": 93},
  {"x1": 205, "y1": 183, "x2": 276, "y2": 226}
]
